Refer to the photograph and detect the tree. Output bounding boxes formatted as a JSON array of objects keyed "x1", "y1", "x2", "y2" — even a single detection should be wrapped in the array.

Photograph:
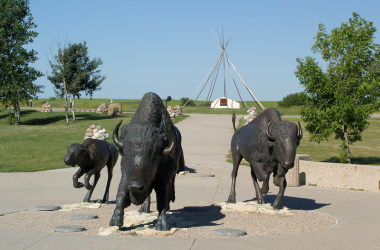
[
  {"x1": 48, "y1": 41, "x2": 105, "y2": 123},
  {"x1": 278, "y1": 92, "x2": 308, "y2": 107},
  {"x1": 0, "y1": 0, "x2": 43, "y2": 124},
  {"x1": 295, "y1": 13, "x2": 380, "y2": 163}
]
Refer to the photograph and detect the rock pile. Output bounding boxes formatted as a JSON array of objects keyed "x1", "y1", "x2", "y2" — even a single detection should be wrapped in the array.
[
  {"x1": 167, "y1": 105, "x2": 183, "y2": 118},
  {"x1": 96, "y1": 103, "x2": 107, "y2": 114},
  {"x1": 41, "y1": 102, "x2": 52, "y2": 112},
  {"x1": 108, "y1": 103, "x2": 122, "y2": 116},
  {"x1": 244, "y1": 106, "x2": 258, "y2": 124},
  {"x1": 84, "y1": 125, "x2": 109, "y2": 140}
]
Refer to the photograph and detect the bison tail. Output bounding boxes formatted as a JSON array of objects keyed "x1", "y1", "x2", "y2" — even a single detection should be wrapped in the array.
[{"x1": 232, "y1": 113, "x2": 236, "y2": 132}]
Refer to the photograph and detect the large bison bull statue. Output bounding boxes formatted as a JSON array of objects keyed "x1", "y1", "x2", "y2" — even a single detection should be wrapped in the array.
[
  {"x1": 64, "y1": 138, "x2": 119, "y2": 203},
  {"x1": 227, "y1": 108, "x2": 302, "y2": 209},
  {"x1": 109, "y1": 92, "x2": 184, "y2": 231}
]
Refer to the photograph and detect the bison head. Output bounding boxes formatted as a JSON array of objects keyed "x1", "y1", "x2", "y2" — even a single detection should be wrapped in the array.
[
  {"x1": 64, "y1": 143, "x2": 88, "y2": 167},
  {"x1": 266, "y1": 121, "x2": 302, "y2": 170},
  {"x1": 113, "y1": 120, "x2": 174, "y2": 205}
]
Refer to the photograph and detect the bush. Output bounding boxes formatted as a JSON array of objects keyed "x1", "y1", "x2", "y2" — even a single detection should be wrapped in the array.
[
  {"x1": 5, "y1": 111, "x2": 16, "y2": 125},
  {"x1": 180, "y1": 97, "x2": 195, "y2": 106},
  {"x1": 278, "y1": 92, "x2": 308, "y2": 107}
]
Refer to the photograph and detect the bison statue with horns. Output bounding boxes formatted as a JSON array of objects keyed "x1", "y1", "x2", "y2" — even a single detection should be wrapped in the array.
[
  {"x1": 227, "y1": 108, "x2": 302, "y2": 209},
  {"x1": 109, "y1": 92, "x2": 184, "y2": 231}
]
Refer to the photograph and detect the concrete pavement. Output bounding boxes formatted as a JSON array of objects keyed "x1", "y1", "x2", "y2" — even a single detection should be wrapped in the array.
[{"x1": 0, "y1": 114, "x2": 379, "y2": 249}]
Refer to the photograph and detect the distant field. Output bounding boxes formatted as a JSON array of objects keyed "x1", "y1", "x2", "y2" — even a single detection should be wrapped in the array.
[
  {"x1": 0, "y1": 108, "x2": 187, "y2": 172},
  {"x1": 17, "y1": 98, "x2": 300, "y2": 115}
]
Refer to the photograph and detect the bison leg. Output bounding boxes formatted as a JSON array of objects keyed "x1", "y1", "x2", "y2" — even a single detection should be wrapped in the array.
[
  {"x1": 110, "y1": 176, "x2": 131, "y2": 228},
  {"x1": 249, "y1": 165, "x2": 265, "y2": 204},
  {"x1": 250, "y1": 161, "x2": 270, "y2": 194},
  {"x1": 139, "y1": 195, "x2": 151, "y2": 213},
  {"x1": 177, "y1": 148, "x2": 185, "y2": 173},
  {"x1": 73, "y1": 168, "x2": 85, "y2": 188},
  {"x1": 83, "y1": 172, "x2": 100, "y2": 202},
  {"x1": 155, "y1": 183, "x2": 170, "y2": 231},
  {"x1": 227, "y1": 152, "x2": 242, "y2": 203},
  {"x1": 84, "y1": 168, "x2": 98, "y2": 190},
  {"x1": 101, "y1": 164, "x2": 114, "y2": 203},
  {"x1": 272, "y1": 175, "x2": 287, "y2": 209}
]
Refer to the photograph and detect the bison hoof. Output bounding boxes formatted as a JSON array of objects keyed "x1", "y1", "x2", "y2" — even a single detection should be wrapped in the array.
[
  {"x1": 139, "y1": 205, "x2": 150, "y2": 214},
  {"x1": 272, "y1": 201, "x2": 281, "y2": 209},
  {"x1": 226, "y1": 196, "x2": 236, "y2": 203},
  {"x1": 156, "y1": 219, "x2": 168, "y2": 231},
  {"x1": 74, "y1": 182, "x2": 84, "y2": 188},
  {"x1": 109, "y1": 216, "x2": 123, "y2": 228}
]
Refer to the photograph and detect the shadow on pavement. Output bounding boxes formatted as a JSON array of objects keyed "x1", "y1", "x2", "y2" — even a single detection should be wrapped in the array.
[
  {"x1": 170, "y1": 204, "x2": 225, "y2": 227},
  {"x1": 245, "y1": 195, "x2": 331, "y2": 211}
]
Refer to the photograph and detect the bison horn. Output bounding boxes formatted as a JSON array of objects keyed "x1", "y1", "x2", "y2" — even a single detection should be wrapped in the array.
[
  {"x1": 297, "y1": 121, "x2": 303, "y2": 141},
  {"x1": 163, "y1": 130, "x2": 176, "y2": 156},
  {"x1": 266, "y1": 121, "x2": 275, "y2": 141},
  {"x1": 113, "y1": 120, "x2": 123, "y2": 149}
]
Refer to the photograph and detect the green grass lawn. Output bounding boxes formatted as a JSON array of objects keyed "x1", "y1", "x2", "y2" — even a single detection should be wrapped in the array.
[
  {"x1": 226, "y1": 116, "x2": 380, "y2": 166},
  {"x1": 0, "y1": 108, "x2": 187, "y2": 172}
]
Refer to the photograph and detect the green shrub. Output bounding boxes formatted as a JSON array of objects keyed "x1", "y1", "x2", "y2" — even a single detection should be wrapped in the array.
[
  {"x1": 180, "y1": 97, "x2": 195, "y2": 106},
  {"x1": 278, "y1": 92, "x2": 308, "y2": 107},
  {"x1": 5, "y1": 112, "x2": 16, "y2": 125}
]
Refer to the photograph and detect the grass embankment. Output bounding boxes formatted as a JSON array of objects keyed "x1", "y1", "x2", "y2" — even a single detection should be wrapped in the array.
[
  {"x1": 226, "y1": 116, "x2": 380, "y2": 166},
  {"x1": 0, "y1": 108, "x2": 187, "y2": 172},
  {"x1": 23, "y1": 99, "x2": 300, "y2": 115}
]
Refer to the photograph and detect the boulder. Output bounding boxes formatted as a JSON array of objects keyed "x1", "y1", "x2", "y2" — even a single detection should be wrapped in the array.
[
  {"x1": 96, "y1": 103, "x2": 107, "y2": 114},
  {"x1": 244, "y1": 106, "x2": 258, "y2": 124},
  {"x1": 108, "y1": 103, "x2": 122, "y2": 116},
  {"x1": 41, "y1": 102, "x2": 52, "y2": 112}
]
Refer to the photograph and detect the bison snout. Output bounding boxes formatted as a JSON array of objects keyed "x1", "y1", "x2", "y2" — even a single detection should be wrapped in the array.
[
  {"x1": 128, "y1": 182, "x2": 144, "y2": 191},
  {"x1": 283, "y1": 161, "x2": 294, "y2": 169},
  {"x1": 64, "y1": 157, "x2": 74, "y2": 166}
]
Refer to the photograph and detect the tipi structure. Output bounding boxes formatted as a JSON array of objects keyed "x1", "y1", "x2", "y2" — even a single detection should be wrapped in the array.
[{"x1": 183, "y1": 30, "x2": 265, "y2": 110}]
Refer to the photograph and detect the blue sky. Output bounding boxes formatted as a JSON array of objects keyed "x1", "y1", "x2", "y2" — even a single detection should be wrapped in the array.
[{"x1": 29, "y1": 0, "x2": 380, "y2": 101}]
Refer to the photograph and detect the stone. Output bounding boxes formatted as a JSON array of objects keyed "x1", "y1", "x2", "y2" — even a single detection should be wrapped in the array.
[
  {"x1": 34, "y1": 205, "x2": 61, "y2": 211},
  {"x1": 54, "y1": 225, "x2": 86, "y2": 233},
  {"x1": 98, "y1": 226, "x2": 119, "y2": 236},
  {"x1": 214, "y1": 228, "x2": 246, "y2": 237},
  {"x1": 244, "y1": 106, "x2": 258, "y2": 124},
  {"x1": 96, "y1": 103, "x2": 107, "y2": 114},
  {"x1": 41, "y1": 102, "x2": 52, "y2": 112},
  {"x1": 86, "y1": 132, "x2": 94, "y2": 137},
  {"x1": 121, "y1": 231, "x2": 137, "y2": 236},
  {"x1": 96, "y1": 125, "x2": 102, "y2": 130},
  {"x1": 90, "y1": 125, "x2": 96, "y2": 129},
  {"x1": 197, "y1": 174, "x2": 215, "y2": 177},
  {"x1": 108, "y1": 103, "x2": 122, "y2": 116},
  {"x1": 69, "y1": 214, "x2": 98, "y2": 220},
  {"x1": 167, "y1": 105, "x2": 183, "y2": 118},
  {"x1": 86, "y1": 128, "x2": 93, "y2": 133}
]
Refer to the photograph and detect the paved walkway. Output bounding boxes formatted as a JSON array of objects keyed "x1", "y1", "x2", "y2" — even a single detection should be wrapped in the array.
[{"x1": 0, "y1": 114, "x2": 379, "y2": 249}]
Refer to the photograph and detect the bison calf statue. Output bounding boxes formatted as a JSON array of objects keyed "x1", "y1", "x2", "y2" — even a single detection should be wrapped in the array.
[
  {"x1": 109, "y1": 92, "x2": 184, "y2": 231},
  {"x1": 64, "y1": 138, "x2": 119, "y2": 203},
  {"x1": 227, "y1": 108, "x2": 302, "y2": 209}
]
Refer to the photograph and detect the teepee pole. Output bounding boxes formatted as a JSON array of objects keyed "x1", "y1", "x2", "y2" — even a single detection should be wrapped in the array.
[
  {"x1": 224, "y1": 52, "x2": 266, "y2": 110},
  {"x1": 183, "y1": 52, "x2": 223, "y2": 107}
]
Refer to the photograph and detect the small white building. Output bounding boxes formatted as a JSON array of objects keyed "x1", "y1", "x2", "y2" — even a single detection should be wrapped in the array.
[{"x1": 211, "y1": 97, "x2": 241, "y2": 109}]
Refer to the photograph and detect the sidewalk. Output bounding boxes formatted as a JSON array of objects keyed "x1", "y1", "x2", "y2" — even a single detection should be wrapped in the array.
[{"x1": 0, "y1": 114, "x2": 379, "y2": 249}]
